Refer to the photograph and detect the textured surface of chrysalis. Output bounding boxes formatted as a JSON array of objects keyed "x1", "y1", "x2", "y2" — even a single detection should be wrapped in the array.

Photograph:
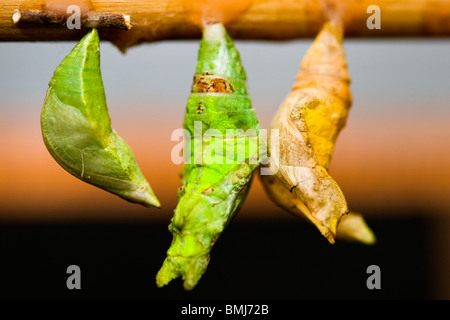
[
  {"x1": 260, "y1": 21, "x2": 375, "y2": 244},
  {"x1": 41, "y1": 29, "x2": 160, "y2": 208},
  {"x1": 156, "y1": 23, "x2": 264, "y2": 290}
]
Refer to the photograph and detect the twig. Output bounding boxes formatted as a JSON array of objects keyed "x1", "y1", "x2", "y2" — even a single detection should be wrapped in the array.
[{"x1": 12, "y1": 9, "x2": 132, "y2": 30}]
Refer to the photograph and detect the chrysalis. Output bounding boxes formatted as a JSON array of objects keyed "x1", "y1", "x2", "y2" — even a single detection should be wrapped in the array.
[
  {"x1": 41, "y1": 29, "x2": 160, "y2": 208},
  {"x1": 156, "y1": 23, "x2": 264, "y2": 290},
  {"x1": 260, "y1": 21, "x2": 375, "y2": 244}
]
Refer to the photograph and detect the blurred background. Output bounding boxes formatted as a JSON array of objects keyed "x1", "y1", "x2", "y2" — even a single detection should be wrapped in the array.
[{"x1": 0, "y1": 36, "x2": 449, "y2": 299}]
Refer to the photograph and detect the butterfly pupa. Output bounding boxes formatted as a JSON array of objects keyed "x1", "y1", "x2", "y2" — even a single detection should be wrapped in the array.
[
  {"x1": 41, "y1": 29, "x2": 160, "y2": 208},
  {"x1": 260, "y1": 21, "x2": 375, "y2": 244},
  {"x1": 156, "y1": 22, "x2": 265, "y2": 290}
]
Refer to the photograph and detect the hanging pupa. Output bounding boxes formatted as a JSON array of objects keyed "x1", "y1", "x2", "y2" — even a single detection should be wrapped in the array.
[
  {"x1": 41, "y1": 29, "x2": 160, "y2": 208},
  {"x1": 156, "y1": 22, "x2": 265, "y2": 290},
  {"x1": 259, "y1": 21, "x2": 375, "y2": 244}
]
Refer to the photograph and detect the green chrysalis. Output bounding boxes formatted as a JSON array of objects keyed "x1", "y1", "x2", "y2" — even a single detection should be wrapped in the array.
[
  {"x1": 156, "y1": 23, "x2": 264, "y2": 290},
  {"x1": 41, "y1": 29, "x2": 160, "y2": 208}
]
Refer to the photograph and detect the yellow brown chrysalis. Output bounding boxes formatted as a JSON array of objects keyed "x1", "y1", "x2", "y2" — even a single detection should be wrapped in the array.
[{"x1": 260, "y1": 21, "x2": 375, "y2": 244}]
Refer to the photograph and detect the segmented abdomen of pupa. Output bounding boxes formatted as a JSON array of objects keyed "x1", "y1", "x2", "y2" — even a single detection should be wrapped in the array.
[
  {"x1": 184, "y1": 23, "x2": 259, "y2": 146},
  {"x1": 181, "y1": 23, "x2": 261, "y2": 232},
  {"x1": 289, "y1": 21, "x2": 351, "y2": 170},
  {"x1": 261, "y1": 21, "x2": 353, "y2": 243},
  {"x1": 156, "y1": 23, "x2": 263, "y2": 290}
]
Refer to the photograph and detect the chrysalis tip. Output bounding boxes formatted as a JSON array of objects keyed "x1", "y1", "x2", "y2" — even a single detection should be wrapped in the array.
[
  {"x1": 336, "y1": 212, "x2": 376, "y2": 245},
  {"x1": 126, "y1": 183, "x2": 161, "y2": 208},
  {"x1": 155, "y1": 258, "x2": 177, "y2": 288},
  {"x1": 141, "y1": 193, "x2": 161, "y2": 208},
  {"x1": 203, "y1": 22, "x2": 226, "y2": 41},
  {"x1": 156, "y1": 254, "x2": 208, "y2": 290}
]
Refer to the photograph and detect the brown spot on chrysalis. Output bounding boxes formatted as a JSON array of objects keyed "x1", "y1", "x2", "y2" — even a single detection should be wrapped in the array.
[
  {"x1": 197, "y1": 102, "x2": 204, "y2": 114},
  {"x1": 202, "y1": 187, "x2": 214, "y2": 195},
  {"x1": 193, "y1": 75, "x2": 233, "y2": 93}
]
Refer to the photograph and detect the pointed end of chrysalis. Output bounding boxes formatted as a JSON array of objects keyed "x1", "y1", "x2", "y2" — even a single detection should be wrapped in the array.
[
  {"x1": 114, "y1": 181, "x2": 161, "y2": 208},
  {"x1": 196, "y1": 22, "x2": 246, "y2": 81},
  {"x1": 140, "y1": 188, "x2": 161, "y2": 208},
  {"x1": 336, "y1": 212, "x2": 376, "y2": 245},
  {"x1": 319, "y1": 20, "x2": 344, "y2": 43},
  {"x1": 156, "y1": 258, "x2": 178, "y2": 288},
  {"x1": 156, "y1": 255, "x2": 208, "y2": 290},
  {"x1": 87, "y1": 27, "x2": 98, "y2": 39},
  {"x1": 157, "y1": 230, "x2": 211, "y2": 290},
  {"x1": 147, "y1": 197, "x2": 161, "y2": 209},
  {"x1": 203, "y1": 22, "x2": 226, "y2": 41},
  {"x1": 75, "y1": 28, "x2": 99, "y2": 52},
  {"x1": 128, "y1": 183, "x2": 161, "y2": 208}
]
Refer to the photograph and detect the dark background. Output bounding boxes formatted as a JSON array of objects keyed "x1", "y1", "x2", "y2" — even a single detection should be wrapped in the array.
[{"x1": 0, "y1": 211, "x2": 431, "y2": 300}]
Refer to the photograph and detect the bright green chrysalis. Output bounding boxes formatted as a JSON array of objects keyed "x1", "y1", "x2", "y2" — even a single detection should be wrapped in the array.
[
  {"x1": 156, "y1": 23, "x2": 264, "y2": 290},
  {"x1": 41, "y1": 29, "x2": 160, "y2": 208}
]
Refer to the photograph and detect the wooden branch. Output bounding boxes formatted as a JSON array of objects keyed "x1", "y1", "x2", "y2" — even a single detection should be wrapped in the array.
[
  {"x1": 1, "y1": 0, "x2": 450, "y2": 51},
  {"x1": 12, "y1": 9, "x2": 131, "y2": 29}
]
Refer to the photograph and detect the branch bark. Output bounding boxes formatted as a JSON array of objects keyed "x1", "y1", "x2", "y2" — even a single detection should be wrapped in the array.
[
  {"x1": 12, "y1": 9, "x2": 131, "y2": 29},
  {"x1": 1, "y1": 0, "x2": 450, "y2": 51}
]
